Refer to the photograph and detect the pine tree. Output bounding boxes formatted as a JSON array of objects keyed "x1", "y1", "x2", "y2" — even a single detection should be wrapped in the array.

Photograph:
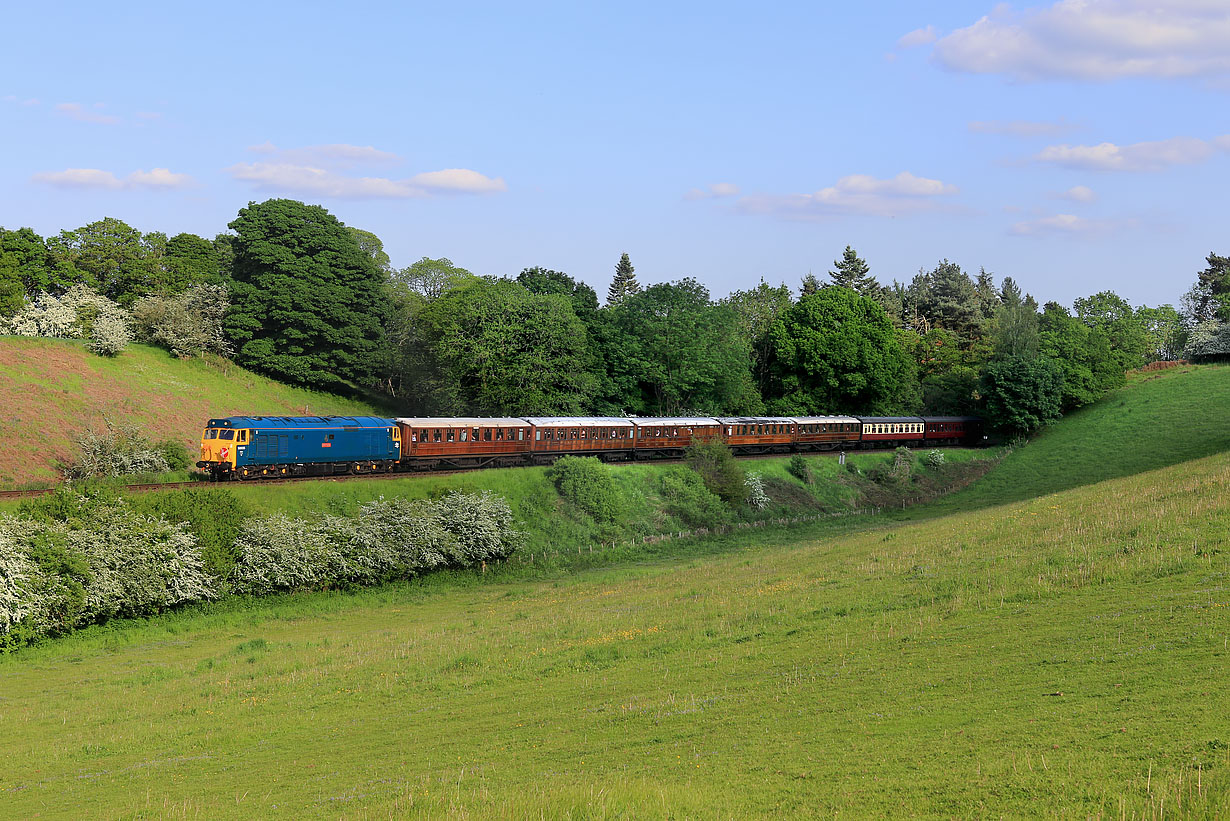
[
  {"x1": 828, "y1": 246, "x2": 878, "y2": 295},
  {"x1": 606, "y1": 252, "x2": 640, "y2": 305},
  {"x1": 800, "y1": 272, "x2": 823, "y2": 297}
]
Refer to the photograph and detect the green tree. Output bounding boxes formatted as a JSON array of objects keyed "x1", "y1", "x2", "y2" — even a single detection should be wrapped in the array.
[
  {"x1": 1038, "y1": 302, "x2": 1121, "y2": 410},
  {"x1": 1072, "y1": 290, "x2": 1149, "y2": 372},
  {"x1": 516, "y1": 266, "x2": 599, "y2": 316},
  {"x1": 418, "y1": 278, "x2": 597, "y2": 415},
  {"x1": 606, "y1": 252, "x2": 640, "y2": 306},
  {"x1": 47, "y1": 217, "x2": 161, "y2": 304},
  {"x1": 163, "y1": 233, "x2": 222, "y2": 292},
  {"x1": 768, "y1": 287, "x2": 919, "y2": 415},
  {"x1": 608, "y1": 279, "x2": 761, "y2": 415},
  {"x1": 224, "y1": 199, "x2": 387, "y2": 388},
  {"x1": 721, "y1": 279, "x2": 793, "y2": 400},
  {"x1": 975, "y1": 268, "x2": 1000, "y2": 319},
  {"x1": 1182, "y1": 252, "x2": 1230, "y2": 324},
  {"x1": 348, "y1": 228, "x2": 392, "y2": 274},
  {"x1": 799, "y1": 272, "x2": 822, "y2": 297},
  {"x1": 915, "y1": 260, "x2": 983, "y2": 343},
  {"x1": 1135, "y1": 304, "x2": 1187, "y2": 362},
  {"x1": 396, "y1": 256, "x2": 474, "y2": 301},
  {"x1": 828, "y1": 246, "x2": 878, "y2": 295},
  {"x1": 980, "y1": 356, "x2": 1064, "y2": 437}
]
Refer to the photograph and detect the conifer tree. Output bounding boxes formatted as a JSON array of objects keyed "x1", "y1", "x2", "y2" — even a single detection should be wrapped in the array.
[
  {"x1": 800, "y1": 272, "x2": 823, "y2": 297},
  {"x1": 828, "y1": 246, "x2": 878, "y2": 295},
  {"x1": 606, "y1": 252, "x2": 640, "y2": 305}
]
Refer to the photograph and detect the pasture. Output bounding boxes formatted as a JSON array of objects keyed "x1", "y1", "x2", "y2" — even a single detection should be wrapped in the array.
[{"x1": 2, "y1": 447, "x2": 1226, "y2": 817}]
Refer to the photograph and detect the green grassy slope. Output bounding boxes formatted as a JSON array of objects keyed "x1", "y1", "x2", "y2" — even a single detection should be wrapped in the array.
[
  {"x1": 2, "y1": 449, "x2": 1226, "y2": 816},
  {"x1": 0, "y1": 337, "x2": 384, "y2": 487},
  {"x1": 922, "y1": 363, "x2": 1230, "y2": 515}
]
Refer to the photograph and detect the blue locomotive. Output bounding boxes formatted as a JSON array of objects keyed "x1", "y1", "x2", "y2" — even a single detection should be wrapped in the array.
[{"x1": 197, "y1": 416, "x2": 401, "y2": 479}]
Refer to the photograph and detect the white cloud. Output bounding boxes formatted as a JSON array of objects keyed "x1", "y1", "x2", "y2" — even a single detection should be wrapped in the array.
[
  {"x1": 933, "y1": 1, "x2": 1230, "y2": 82},
  {"x1": 897, "y1": 25, "x2": 938, "y2": 48},
  {"x1": 227, "y1": 162, "x2": 505, "y2": 199},
  {"x1": 1057, "y1": 185, "x2": 1097, "y2": 202},
  {"x1": 1034, "y1": 135, "x2": 1227, "y2": 171},
  {"x1": 1009, "y1": 213, "x2": 1126, "y2": 237},
  {"x1": 246, "y1": 142, "x2": 401, "y2": 167},
  {"x1": 32, "y1": 167, "x2": 194, "y2": 190},
  {"x1": 684, "y1": 182, "x2": 740, "y2": 200},
  {"x1": 968, "y1": 119, "x2": 1077, "y2": 137},
  {"x1": 737, "y1": 171, "x2": 958, "y2": 220},
  {"x1": 55, "y1": 102, "x2": 120, "y2": 125}
]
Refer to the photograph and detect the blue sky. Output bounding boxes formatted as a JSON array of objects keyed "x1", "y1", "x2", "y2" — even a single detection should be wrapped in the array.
[{"x1": 3, "y1": 0, "x2": 1228, "y2": 308}]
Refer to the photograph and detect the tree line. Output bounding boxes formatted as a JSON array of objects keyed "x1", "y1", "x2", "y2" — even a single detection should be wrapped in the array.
[{"x1": 2, "y1": 198, "x2": 1227, "y2": 435}]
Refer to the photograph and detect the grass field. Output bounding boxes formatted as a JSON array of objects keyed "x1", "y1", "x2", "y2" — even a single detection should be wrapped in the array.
[
  {"x1": 2, "y1": 449, "x2": 1226, "y2": 816},
  {"x1": 0, "y1": 337, "x2": 383, "y2": 487}
]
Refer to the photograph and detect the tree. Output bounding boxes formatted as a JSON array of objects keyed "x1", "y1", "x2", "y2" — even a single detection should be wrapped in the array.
[
  {"x1": 980, "y1": 356, "x2": 1064, "y2": 437},
  {"x1": 224, "y1": 199, "x2": 387, "y2": 388},
  {"x1": 418, "y1": 279, "x2": 598, "y2": 415},
  {"x1": 768, "y1": 287, "x2": 918, "y2": 415},
  {"x1": 1182, "y1": 252, "x2": 1230, "y2": 324},
  {"x1": 606, "y1": 252, "x2": 640, "y2": 306},
  {"x1": 975, "y1": 268, "x2": 1000, "y2": 318},
  {"x1": 828, "y1": 246, "x2": 878, "y2": 295},
  {"x1": 163, "y1": 233, "x2": 222, "y2": 292},
  {"x1": 1072, "y1": 290, "x2": 1149, "y2": 372},
  {"x1": 1038, "y1": 302, "x2": 1120, "y2": 410},
  {"x1": 348, "y1": 228, "x2": 392, "y2": 274},
  {"x1": 46, "y1": 217, "x2": 162, "y2": 305},
  {"x1": 1135, "y1": 304, "x2": 1187, "y2": 362},
  {"x1": 516, "y1": 266, "x2": 599, "y2": 316},
  {"x1": 991, "y1": 300, "x2": 1040, "y2": 361},
  {"x1": 396, "y1": 257, "x2": 474, "y2": 301},
  {"x1": 799, "y1": 272, "x2": 823, "y2": 297},
  {"x1": 916, "y1": 260, "x2": 983, "y2": 343},
  {"x1": 608, "y1": 279, "x2": 761, "y2": 415},
  {"x1": 1182, "y1": 320, "x2": 1230, "y2": 362},
  {"x1": 721, "y1": 279, "x2": 793, "y2": 399}
]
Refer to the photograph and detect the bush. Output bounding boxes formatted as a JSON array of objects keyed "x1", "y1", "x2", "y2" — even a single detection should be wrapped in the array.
[
  {"x1": 1182, "y1": 321, "x2": 1230, "y2": 363},
  {"x1": 157, "y1": 440, "x2": 194, "y2": 472},
  {"x1": 546, "y1": 455, "x2": 623, "y2": 523},
  {"x1": 867, "y1": 448, "x2": 914, "y2": 485},
  {"x1": 132, "y1": 285, "x2": 233, "y2": 359},
  {"x1": 127, "y1": 488, "x2": 252, "y2": 580},
  {"x1": 62, "y1": 419, "x2": 170, "y2": 481},
  {"x1": 3, "y1": 285, "x2": 132, "y2": 356},
  {"x1": 787, "y1": 454, "x2": 814, "y2": 484},
  {"x1": 685, "y1": 437, "x2": 747, "y2": 504},
  {"x1": 744, "y1": 472, "x2": 769, "y2": 511},
  {"x1": 229, "y1": 491, "x2": 520, "y2": 595},
  {"x1": 659, "y1": 467, "x2": 729, "y2": 528},
  {"x1": 925, "y1": 449, "x2": 945, "y2": 469}
]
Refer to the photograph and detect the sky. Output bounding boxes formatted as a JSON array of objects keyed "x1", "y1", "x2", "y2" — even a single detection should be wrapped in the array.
[{"x1": 3, "y1": 0, "x2": 1228, "y2": 308}]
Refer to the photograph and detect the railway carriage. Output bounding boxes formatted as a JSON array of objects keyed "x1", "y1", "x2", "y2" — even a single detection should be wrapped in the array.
[
  {"x1": 858, "y1": 416, "x2": 926, "y2": 448},
  {"x1": 525, "y1": 417, "x2": 636, "y2": 463},
  {"x1": 198, "y1": 416, "x2": 400, "y2": 479},
  {"x1": 395, "y1": 417, "x2": 531, "y2": 469},
  {"x1": 718, "y1": 417, "x2": 797, "y2": 454},
  {"x1": 923, "y1": 416, "x2": 982, "y2": 446},
  {"x1": 791, "y1": 416, "x2": 861, "y2": 451},
  {"x1": 629, "y1": 417, "x2": 722, "y2": 459}
]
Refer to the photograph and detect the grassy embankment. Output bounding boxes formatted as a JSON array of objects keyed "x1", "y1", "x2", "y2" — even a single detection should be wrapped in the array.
[
  {"x1": 0, "y1": 337, "x2": 383, "y2": 488},
  {"x1": 1, "y1": 367, "x2": 1227, "y2": 817}
]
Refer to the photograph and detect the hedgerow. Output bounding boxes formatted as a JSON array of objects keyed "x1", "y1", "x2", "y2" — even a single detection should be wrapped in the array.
[{"x1": 546, "y1": 456, "x2": 623, "y2": 523}]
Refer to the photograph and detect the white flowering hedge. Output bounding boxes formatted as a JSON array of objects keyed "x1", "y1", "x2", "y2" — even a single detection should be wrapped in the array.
[
  {"x1": 2, "y1": 284, "x2": 133, "y2": 356},
  {"x1": 230, "y1": 491, "x2": 519, "y2": 595},
  {"x1": 0, "y1": 504, "x2": 215, "y2": 649}
]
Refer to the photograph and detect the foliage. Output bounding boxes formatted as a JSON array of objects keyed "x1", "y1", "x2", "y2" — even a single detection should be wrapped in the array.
[
  {"x1": 685, "y1": 437, "x2": 746, "y2": 505},
  {"x1": 743, "y1": 472, "x2": 769, "y2": 510},
  {"x1": 0, "y1": 501, "x2": 215, "y2": 647},
  {"x1": 418, "y1": 278, "x2": 598, "y2": 415},
  {"x1": 606, "y1": 252, "x2": 640, "y2": 306},
  {"x1": 925, "y1": 449, "x2": 945, "y2": 469},
  {"x1": 787, "y1": 454, "x2": 813, "y2": 484},
  {"x1": 3, "y1": 284, "x2": 132, "y2": 355},
  {"x1": 1072, "y1": 290, "x2": 1149, "y2": 372},
  {"x1": 1181, "y1": 251, "x2": 1230, "y2": 324},
  {"x1": 721, "y1": 279, "x2": 794, "y2": 400},
  {"x1": 867, "y1": 447, "x2": 914, "y2": 485},
  {"x1": 132, "y1": 284, "x2": 233, "y2": 358},
  {"x1": 606, "y1": 279, "x2": 762, "y2": 414},
  {"x1": 45, "y1": 217, "x2": 167, "y2": 305},
  {"x1": 827, "y1": 246, "x2": 878, "y2": 296},
  {"x1": 1038, "y1": 302, "x2": 1123, "y2": 410},
  {"x1": 657, "y1": 467, "x2": 730, "y2": 527},
  {"x1": 229, "y1": 491, "x2": 519, "y2": 595},
  {"x1": 224, "y1": 199, "x2": 387, "y2": 389},
  {"x1": 769, "y1": 287, "x2": 919, "y2": 414},
  {"x1": 546, "y1": 456, "x2": 623, "y2": 523},
  {"x1": 980, "y1": 355, "x2": 1064, "y2": 436},
  {"x1": 62, "y1": 419, "x2": 171, "y2": 481},
  {"x1": 1135, "y1": 303, "x2": 1187, "y2": 361},
  {"x1": 1182, "y1": 320, "x2": 1230, "y2": 362},
  {"x1": 126, "y1": 488, "x2": 253, "y2": 580},
  {"x1": 395, "y1": 256, "x2": 475, "y2": 300}
]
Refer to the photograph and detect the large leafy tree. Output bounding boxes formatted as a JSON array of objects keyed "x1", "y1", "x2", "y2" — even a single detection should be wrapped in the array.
[
  {"x1": 46, "y1": 217, "x2": 163, "y2": 305},
  {"x1": 1181, "y1": 252, "x2": 1230, "y2": 324},
  {"x1": 224, "y1": 199, "x2": 386, "y2": 388},
  {"x1": 608, "y1": 278, "x2": 761, "y2": 415},
  {"x1": 980, "y1": 355, "x2": 1064, "y2": 437},
  {"x1": 1135, "y1": 304, "x2": 1187, "y2": 362},
  {"x1": 516, "y1": 266, "x2": 599, "y2": 316},
  {"x1": 1072, "y1": 290, "x2": 1149, "y2": 371},
  {"x1": 721, "y1": 279, "x2": 793, "y2": 400},
  {"x1": 396, "y1": 256, "x2": 474, "y2": 301},
  {"x1": 768, "y1": 287, "x2": 919, "y2": 415},
  {"x1": 1038, "y1": 302, "x2": 1121, "y2": 410},
  {"x1": 418, "y1": 278, "x2": 597, "y2": 415},
  {"x1": 163, "y1": 233, "x2": 223, "y2": 292}
]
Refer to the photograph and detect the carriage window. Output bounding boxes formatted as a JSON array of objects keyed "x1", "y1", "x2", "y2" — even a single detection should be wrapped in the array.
[
  {"x1": 447, "y1": 430, "x2": 455, "y2": 442},
  {"x1": 484, "y1": 428, "x2": 492, "y2": 441},
  {"x1": 460, "y1": 429, "x2": 468, "y2": 441},
  {"x1": 579, "y1": 428, "x2": 587, "y2": 439},
  {"x1": 496, "y1": 428, "x2": 504, "y2": 441},
  {"x1": 433, "y1": 429, "x2": 441, "y2": 442},
  {"x1": 572, "y1": 428, "x2": 579, "y2": 439},
  {"x1": 535, "y1": 429, "x2": 541, "y2": 441},
  {"x1": 519, "y1": 429, "x2": 525, "y2": 441}
]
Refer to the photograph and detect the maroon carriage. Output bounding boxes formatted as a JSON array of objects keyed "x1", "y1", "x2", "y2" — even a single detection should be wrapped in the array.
[
  {"x1": 717, "y1": 417, "x2": 797, "y2": 455},
  {"x1": 525, "y1": 417, "x2": 636, "y2": 463},
  {"x1": 789, "y1": 416, "x2": 861, "y2": 451},
  {"x1": 923, "y1": 416, "x2": 982, "y2": 446},
  {"x1": 629, "y1": 417, "x2": 722, "y2": 459}
]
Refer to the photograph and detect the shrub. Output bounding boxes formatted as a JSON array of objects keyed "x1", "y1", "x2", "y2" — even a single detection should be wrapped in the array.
[
  {"x1": 1182, "y1": 321, "x2": 1230, "y2": 363},
  {"x1": 132, "y1": 285, "x2": 234, "y2": 359},
  {"x1": 787, "y1": 454, "x2": 814, "y2": 484},
  {"x1": 925, "y1": 449, "x2": 945, "y2": 469},
  {"x1": 127, "y1": 488, "x2": 252, "y2": 580},
  {"x1": 546, "y1": 455, "x2": 623, "y2": 523},
  {"x1": 685, "y1": 437, "x2": 747, "y2": 504},
  {"x1": 62, "y1": 419, "x2": 170, "y2": 481},
  {"x1": 157, "y1": 440, "x2": 194, "y2": 472},
  {"x1": 659, "y1": 467, "x2": 729, "y2": 528},
  {"x1": 744, "y1": 472, "x2": 770, "y2": 511},
  {"x1": 867, "y1": 448, "x2": 914, "y2": 485},
  {"x1": 3, "y1": 285, "x2": 132, "y2": 356}
]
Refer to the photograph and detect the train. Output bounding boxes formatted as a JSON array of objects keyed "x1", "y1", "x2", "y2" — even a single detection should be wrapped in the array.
[{"x1": 196, "y1": 414, "x2": 983, "y2": 480}]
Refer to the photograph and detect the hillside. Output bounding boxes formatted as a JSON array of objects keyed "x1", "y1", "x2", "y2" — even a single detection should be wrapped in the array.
[
  {"x1": 0, "y1": 337, "x2": 384, "y2": 487},
  {"x1": 1, "y1": 442, "x2": 1226, "y2": 816},
  {"x1": 921, "y1": 363, "x2": 1230, "y2": 515}
]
